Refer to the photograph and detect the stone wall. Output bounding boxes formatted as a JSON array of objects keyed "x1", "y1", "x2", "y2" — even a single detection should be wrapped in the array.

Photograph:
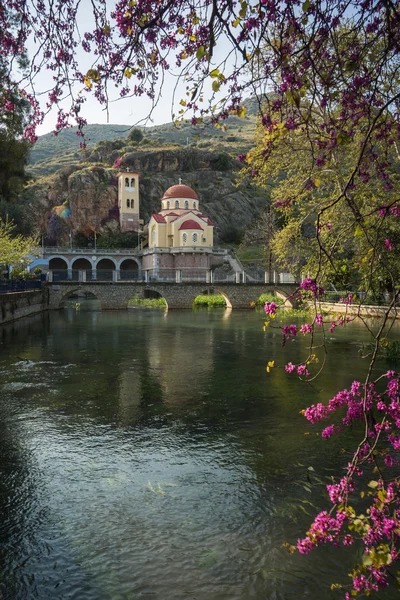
[{"x1": 0, "y1": 290, "x2": 48, "y2": 325}]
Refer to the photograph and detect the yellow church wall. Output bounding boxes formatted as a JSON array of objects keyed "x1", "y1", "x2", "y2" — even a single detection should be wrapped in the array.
[{"x1": 157, "y1": 225, "x2": 167, "y2": 247}]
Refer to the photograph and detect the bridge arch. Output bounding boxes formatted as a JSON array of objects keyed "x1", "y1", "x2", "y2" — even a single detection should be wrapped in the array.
[
  {"x1": 197, "y1": 288, "x2": 232, "y2": 309},
  {"x1": 274, "y1": 288, "x2": 296, "y2": 308},
  {"x1": 58, "y1": 287, "x2": 101, "y2": 309},
  {"x1": 142, "y1": 288, "x2": 169, "y2": 308}
]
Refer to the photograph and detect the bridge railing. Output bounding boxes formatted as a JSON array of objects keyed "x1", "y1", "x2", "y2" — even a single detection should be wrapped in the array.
[
  {"x1": 181, "y1": 268, "x2": 208, "y2": 283},
  {"x1": 41, "y1": 247, "x2": 140, "y2": 255},
  {"x1": 213, "y1": 272, "x2": 237, "y2": 283},
  {"x1": 47, "y1": 269, "x2": 297, "y2": 285},
  {"x1": 147, "y1": 269, "x2": 177, "y2": 282}
]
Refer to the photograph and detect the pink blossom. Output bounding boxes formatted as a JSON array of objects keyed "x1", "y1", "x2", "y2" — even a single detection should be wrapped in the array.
[
  {"x1": 315, "y1": 314, "x2": 323, "y2": 326},
  {"x1": 264, "y1": 301, "x2": 277, "y2": 316},
  {"x1": 384, "y1": 238, "x2": 393, "y2": 251},
  {"x1": 300, "y1": 323, "x2": 312, "y2": 334}
]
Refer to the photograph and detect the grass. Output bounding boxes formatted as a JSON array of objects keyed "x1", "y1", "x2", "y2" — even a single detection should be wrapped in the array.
[
  {"x1": 128, "y1": 298, "x2": 167, "y2": 308},
  {"x1": 236, "y1": 244, "x2": 267, "y2": 264},
  {"x1": 193, "y1": 294, "x2": 227, "y2": 307}
]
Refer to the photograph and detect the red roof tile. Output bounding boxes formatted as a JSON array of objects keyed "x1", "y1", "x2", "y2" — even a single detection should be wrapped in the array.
[
  {"x1": 151, "y1": 213, "x2": 166, "y2": 223},
  {"x1": 162, "y1": 184, "x2": 198, "y2": 200},
  {"x1": 179, "y1": 219, "x2": 204, "y2": 231}
]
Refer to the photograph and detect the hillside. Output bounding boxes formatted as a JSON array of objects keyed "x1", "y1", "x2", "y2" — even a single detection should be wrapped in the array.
[
  {"x1": 22, "y1": 147, "x2": 268, "y2": 247},
  {"x1": 21, "y1": 97, "x2": 267, "y2": 248},
  {"x1": 27, "y1": 97, "x2": 259, "y2": 177},
  {"x1": 28, "y1": 124, "x2": 132, "y2": 166}
]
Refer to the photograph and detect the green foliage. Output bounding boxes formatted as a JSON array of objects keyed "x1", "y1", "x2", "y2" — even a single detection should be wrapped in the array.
[
  {"x1": 221, "y1": 225, "x2": 244, "y2": 244},
  {"x1": 242, "y1": 111, "x2": 400, "y2": 291},
  {"x1": 379, "y1": 339, "x2": 400, "y2": 362},
  {"x1": 128, "y1": 297, "x2": 167, "y2": 307},
  {"x1": 97, "y1": 232, "x2": 139, "y2": 249},
  {"x1": 237, "y1": 244, "x2": 267, "y2": 263},
  {"x1": 210, "y1": 153, "x2": 232, "y2": 171},
  {"x1": 193, "y1": 294, "x2": 227, "y2": 307},
  {"x1": 73, "y1": 232, "x2": 89, "y2": 247},
  {"x1": 10, "y1": 268, "x2": 30, "y2": 280},
  {"x1": 0, "y1": 218, "x2": 38, "y2": 269}
]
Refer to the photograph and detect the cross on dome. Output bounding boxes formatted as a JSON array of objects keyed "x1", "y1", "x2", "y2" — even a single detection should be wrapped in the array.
[{"x1": 178, "y1": 177, "x2": 182, "y2": 184}]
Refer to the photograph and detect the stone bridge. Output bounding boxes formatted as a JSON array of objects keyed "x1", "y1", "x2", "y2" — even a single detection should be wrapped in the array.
[{"x1": 46, "y1": 281, "x2": 298, "y2": 310}]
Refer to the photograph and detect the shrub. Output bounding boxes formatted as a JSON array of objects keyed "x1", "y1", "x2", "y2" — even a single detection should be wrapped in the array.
[
  {"x1": 193, "y1": 294, "x2": 226, "y2": 307},
  {"x1": 256, "y1": 293, "x2": 284, "y2": 306},
  {"x1": 128, "y1": 298, "x2": 166, "y2": 308}
]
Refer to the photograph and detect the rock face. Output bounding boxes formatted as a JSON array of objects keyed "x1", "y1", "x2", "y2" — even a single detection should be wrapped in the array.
[{"x1": 23, "y1": 148, "x2": 266, "y2": 245}]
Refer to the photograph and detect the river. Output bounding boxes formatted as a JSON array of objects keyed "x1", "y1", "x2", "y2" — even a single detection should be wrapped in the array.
[{"x1": 0, "y1": 307, "x2": 398, "y2": 599}]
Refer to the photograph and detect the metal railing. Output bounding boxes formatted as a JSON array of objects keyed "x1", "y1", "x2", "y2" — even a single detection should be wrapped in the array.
[
  {"x1": 321, "y1": 290, "x2": 398, "y2": 306},
  {"x1": 48, "y1": 269, "x2": 297, "y2": 285},
  {"x1": 39, "y1": 246, "x2": 229, "y2": 257},
  {"x1": 0, "y1": 280, "x2": 42, "y2": 293},
  {"x1": 41, "y1": 247, "x2": 140, "y2": 255}
]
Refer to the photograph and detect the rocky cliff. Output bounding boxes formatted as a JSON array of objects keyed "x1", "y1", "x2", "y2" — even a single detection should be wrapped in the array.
[{"x1": 23, "y1": 147, "x2": 267, "y2": 245}]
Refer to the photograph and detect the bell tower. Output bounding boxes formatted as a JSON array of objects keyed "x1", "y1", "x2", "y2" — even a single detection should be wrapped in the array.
[{"x1": 117, "y1": 169, "x2": 140, "y2": 231}]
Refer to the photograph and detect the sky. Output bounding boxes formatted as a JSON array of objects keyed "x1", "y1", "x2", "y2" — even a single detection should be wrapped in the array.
[{"x1": 22, "y1": 0, "x2": 238, "y2": 137}]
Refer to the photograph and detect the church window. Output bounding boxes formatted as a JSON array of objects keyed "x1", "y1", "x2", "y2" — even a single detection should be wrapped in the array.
[
  {"x1": 182, "y1": 233, "x2": 187, "y2": 244},
  {"x1": 167, "y1": 200, "x2": 170, "y2": 209},
  {"x1": 175, "y1": 200, "x2": 179, "y2": 209},
  {"x1": 125, "y1": 177, "x2": 129, "y2": 188},
  {"x1": 184, "y1": 200, "x2": 189, "y2": 209},
  {"x1": 193, "y1": 201, "x2": 196, "y2": 209},
  {"x1": 192, "y1": 233, "x2": 198, "y2": 243},
  {"x1": 127, "y1": 199, "x2": 130, "y2": 208},
  {"x1": 152, "y1": 228, "x2": 156, "y2": 244},
  {"x1": 131, "y1": 199, "x2": 134, "y2": 209},
  {"x1": 131, "y1": 178, "x2": 135, "y2": 189}
]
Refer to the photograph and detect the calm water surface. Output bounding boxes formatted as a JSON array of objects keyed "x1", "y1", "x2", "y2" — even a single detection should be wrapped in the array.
[{"x1": 0, "y1": 308, "x2": 399, "y2": 600}]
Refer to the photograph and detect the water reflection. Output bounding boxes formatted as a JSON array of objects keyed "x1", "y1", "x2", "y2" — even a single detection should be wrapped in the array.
[{"x1": 0, "y1": 309, "x2": 399, "y2": 599}]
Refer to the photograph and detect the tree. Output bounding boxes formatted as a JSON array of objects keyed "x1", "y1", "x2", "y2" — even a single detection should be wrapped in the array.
[
  {"x1": 127, "y1": 127, "x2": 144, "y2": 143},
  {"x1": 0, "y1": 218, "x2": 38, "y2": 271},
  {"x1": 1, "y1": 2, "x2": 400, "y2": 596},
  {"x1": 0, "y1": 52, "x2": 31, "y2": 232},
  {"x1": 242, "y1": 115, "x2": 400, "y2": 292}
]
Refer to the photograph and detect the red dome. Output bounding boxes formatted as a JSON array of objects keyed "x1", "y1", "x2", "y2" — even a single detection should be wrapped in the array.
[
  {"x1": 162, "y1": 184, "x2": 198, "y2": 200},
  {"x1": 179, "y1": 219, "x2": 204, "y2": 230}
]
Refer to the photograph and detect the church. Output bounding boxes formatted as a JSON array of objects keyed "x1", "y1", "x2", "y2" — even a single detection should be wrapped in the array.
[{"x1": 117, "y1": 170, "x2": 223, "y2": 274}]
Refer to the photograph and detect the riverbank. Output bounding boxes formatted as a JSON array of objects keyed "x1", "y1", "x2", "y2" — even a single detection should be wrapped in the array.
[{"x1": 319, "y1": 301, "x2": 399, "y2": 319}]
